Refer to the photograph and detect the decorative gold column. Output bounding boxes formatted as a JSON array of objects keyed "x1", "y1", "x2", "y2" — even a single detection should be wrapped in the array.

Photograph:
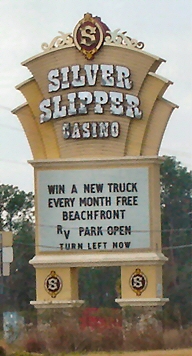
[{"x1": 30, "y1": 265, "x2": 84, "y2": 309}]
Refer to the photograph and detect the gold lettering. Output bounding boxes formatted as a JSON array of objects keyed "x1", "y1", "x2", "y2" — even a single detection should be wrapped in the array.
[{"x1": 80, "y1": 25, "x2": 97, "y2": 46}]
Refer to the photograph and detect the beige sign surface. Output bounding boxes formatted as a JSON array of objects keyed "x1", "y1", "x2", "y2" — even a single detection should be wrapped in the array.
[{"x1": 13, "y1": 14, "x2": 177, "y2": 161}]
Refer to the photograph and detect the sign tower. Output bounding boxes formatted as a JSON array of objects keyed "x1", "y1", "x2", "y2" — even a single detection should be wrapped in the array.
[{"x1": 13, "y1": 14, "x2": 178, "y2": 310}]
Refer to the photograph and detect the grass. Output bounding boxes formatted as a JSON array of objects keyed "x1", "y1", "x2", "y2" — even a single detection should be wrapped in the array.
[
  {"x1": 6, "y1": 350, "x2": 192, "y2": 356},
  {"x1": 0, "y1": 339, "x2": 192, "y2": 355},
  {"x1": 80, "y1": 351, "x2": 192, "y2": 356}
]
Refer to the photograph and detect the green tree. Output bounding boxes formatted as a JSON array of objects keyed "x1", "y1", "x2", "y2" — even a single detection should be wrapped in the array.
[
  {"x1": 0, "y1": 184, "x2": 34, "y2": 232},
  {"x1": 0, "y1": 185, "x2": 35, "y2": 312},
  {"x1": 6, "y1": 220, "x2": 36, "y2": 311},
  {"x1": 79, "y1": 267, "x2": 120, "y2": 308},
  {"x1": 160, "y1": 156, "x2": 192, "y2": 325}
]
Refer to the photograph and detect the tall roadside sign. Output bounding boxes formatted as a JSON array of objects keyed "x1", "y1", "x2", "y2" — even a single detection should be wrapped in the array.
[{"x1": 13, "y1": 13, "x2": 178, "y2": 310}]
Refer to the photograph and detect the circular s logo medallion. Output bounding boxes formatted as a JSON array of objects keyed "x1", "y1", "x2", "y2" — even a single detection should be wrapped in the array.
[
  {"x1": 73, "y1": 13, "x2": 107, "y2": 59},
  {"x1": 44, "y1": 271, "x2": 62, "y2": 298},
  {"x1": 130, "y1": 268, "x2": 148, "y2": 296}
]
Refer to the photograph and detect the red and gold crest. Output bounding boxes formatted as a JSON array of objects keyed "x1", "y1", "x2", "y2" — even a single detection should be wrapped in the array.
[
  {"x1": 129, "y1": 268, "x2": 148, "y2": 296},
  {"x1": 44, "y1": 270, "x2": 62, "y2": 298},
  {"x1": 73, "y1": 13, "x2": 107, "y2": 59}
]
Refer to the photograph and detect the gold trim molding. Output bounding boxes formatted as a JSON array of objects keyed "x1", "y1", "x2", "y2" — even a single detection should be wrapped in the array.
[
  {"x1": 41, "y1": 32, "x2": 74, "y2": 51},
  {"x1": 105, "y1": 29, "x2": 144, "y2": 49},
  {"x1": 29, "y1": 252, "x2": 168, "y2": 269},
  {"x1": 30, "y1": 300, "x2": 84, "y2": 309},
  {"x1": 115, "y1": 298, "x2": 169, "y2": 307},
  {"x1": 41, "y1": 28, "x2": 144, "y2": 53}
]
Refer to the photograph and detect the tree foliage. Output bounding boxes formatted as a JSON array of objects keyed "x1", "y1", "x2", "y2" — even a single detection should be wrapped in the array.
[
  {"x1": 0, "y1": 184, "x2": 34, "y2": 232},
  {"x1": 7, "y1": 220, "x2": 36, "y2": 311},
  {"x1": 160, "y1": 157, "x2": 192, "y2": 325},
  {"x1": 0, "y1": 185, "x2": 35, "y2": 312},
  {"x1": 0, "y1": 156, "x2": 191, "y2": 325},
  {"x1": 161, "y1": 157, "x2": 191, "y2": 238},
  {"x1": 79, "y1": 266, "x2": 120, "y2": 308}
]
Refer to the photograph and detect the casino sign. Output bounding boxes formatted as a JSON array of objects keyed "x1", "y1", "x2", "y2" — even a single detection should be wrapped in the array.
[
  {"x1": 39, "y1": 13, "x2": 142, "y2": 140},
  {"x1": 13, "y1": 13, "x2": 177, "y2": 310},
  {"x1": 13, "y1": 12, "x2": 177, "y2": 160}
]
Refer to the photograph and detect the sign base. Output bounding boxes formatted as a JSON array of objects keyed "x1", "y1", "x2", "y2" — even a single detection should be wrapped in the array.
[
  {"x1": 115, "y1": 298, "x2": 169, "y2": 308},
  {"x1": 30, "y1": 300, "x2": 84, "y2": 309}
]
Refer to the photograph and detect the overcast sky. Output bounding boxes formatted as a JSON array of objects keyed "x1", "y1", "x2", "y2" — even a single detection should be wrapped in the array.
[{"x1": 0, "y1": 0, "x2": 191, "y2": 192}]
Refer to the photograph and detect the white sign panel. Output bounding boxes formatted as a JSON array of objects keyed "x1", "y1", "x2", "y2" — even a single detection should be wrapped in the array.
[
  {"x1": 2, "y1": 247, "x2": 13, "y2": 263},
  {"x1": 37, "y1": 167, "x2": 150, "y2": 252},
  {"x1": 2, "y1": 263, "x2": 10, "y2": 276}
]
